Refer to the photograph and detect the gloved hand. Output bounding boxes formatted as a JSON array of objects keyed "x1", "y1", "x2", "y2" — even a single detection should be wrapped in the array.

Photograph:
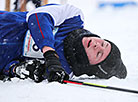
[
  {"x1": 43, "y1": 50, "x2": 69, "y2": 83},
  {"x1": 13, "y1": 59, "x2": 45, "y2": 82},
  {"x1": 13, "y1": 51, "x2": 69, "y2": 83},
  {"x1": 13, "y1": 61, "x2": 30, "y2": 79},
  {"x1": 47, "y1": 66, "x2": 69, "y2": 83}
]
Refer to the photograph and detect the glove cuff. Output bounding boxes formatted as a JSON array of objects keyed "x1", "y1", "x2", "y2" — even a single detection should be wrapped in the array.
[
  {"x1": 43, "y1": 50, "x2": 62, "y2": 67},
  {"x1": 43, "y1": 50, "x2": 59, "y2": 59}
]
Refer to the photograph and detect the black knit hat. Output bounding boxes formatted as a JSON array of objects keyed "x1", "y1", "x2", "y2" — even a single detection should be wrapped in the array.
[
  {"x1": 92, "y1": 40, "x2": 127, "y2": 79},
  {"x1": 64, "y1": 29, "x2": 127, "y2": 79}
]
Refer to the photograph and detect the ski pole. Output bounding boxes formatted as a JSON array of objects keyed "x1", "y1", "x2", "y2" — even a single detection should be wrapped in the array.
[{"x1": 63, "y1": 80, "x2": 138, "y2": 94}]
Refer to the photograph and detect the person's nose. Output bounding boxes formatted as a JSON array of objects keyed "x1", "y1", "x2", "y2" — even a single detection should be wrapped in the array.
[{"x1": 93, "y1": 42, "x2": 104, "y2": 50}]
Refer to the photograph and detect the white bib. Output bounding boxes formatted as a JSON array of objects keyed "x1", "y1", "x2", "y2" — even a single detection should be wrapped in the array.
[
  {"x1": 23, "y1": 30, "x2": 44, "y2": 58},
  {"x1": 23, "y1": 28, "x2": 58, "y2": 58}
]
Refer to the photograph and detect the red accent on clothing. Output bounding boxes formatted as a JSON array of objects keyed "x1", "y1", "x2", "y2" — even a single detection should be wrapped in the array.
[
  {"x1": 27, "y1": 34, "x2": 32, "y2": 52},
  {"x1": 35, "y1": 13, "x2": 45, "y2": 39}
]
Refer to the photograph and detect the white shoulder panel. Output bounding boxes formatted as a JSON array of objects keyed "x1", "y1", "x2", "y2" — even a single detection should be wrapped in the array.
[{"x1": 26, "y1": 4, "x2": 84, "y2": 26}]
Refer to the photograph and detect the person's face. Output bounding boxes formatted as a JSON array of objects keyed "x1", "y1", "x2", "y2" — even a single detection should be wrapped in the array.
[{"x1": 82, "y1": 37, "x2": 111, "y2": 65}]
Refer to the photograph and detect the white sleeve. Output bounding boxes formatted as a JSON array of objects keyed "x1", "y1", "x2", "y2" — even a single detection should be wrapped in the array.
[{"x1": 26, "y1": 4, "x2": 84, "y2": 26}]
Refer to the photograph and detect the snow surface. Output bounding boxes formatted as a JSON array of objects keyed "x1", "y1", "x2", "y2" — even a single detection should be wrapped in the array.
[{"x1": 0, "y1": 0, "x2": 138, "y2": 102}]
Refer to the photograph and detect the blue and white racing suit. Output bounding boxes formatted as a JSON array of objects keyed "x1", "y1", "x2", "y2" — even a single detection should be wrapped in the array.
[{"x1": 0, "y1": 4, "x2": 84, "y2": 77}]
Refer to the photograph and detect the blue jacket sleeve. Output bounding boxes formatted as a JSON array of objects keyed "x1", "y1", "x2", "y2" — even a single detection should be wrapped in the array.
[
  {"x1": 27, "y1": 13, "x2": 55, "y2": 50},
  {"x1": 2, "y1": 60, "x2": 19, "y2": 77}
]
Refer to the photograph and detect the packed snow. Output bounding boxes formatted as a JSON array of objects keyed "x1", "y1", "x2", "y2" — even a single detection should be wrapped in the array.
[{"x1": 0, "y1": 0, "x2": 138, "y2": 102}]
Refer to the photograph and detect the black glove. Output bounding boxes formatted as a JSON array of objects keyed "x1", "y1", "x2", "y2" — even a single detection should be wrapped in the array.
[
  {"x1": 43, "y1": 50, "x2": 69, "y2": 83},
  {"x1": 13, "y1": 59, "x2": 45, "y2": 82},
  {"x1": 13, "y1": 60, "x2": 31, "y2": 79}
]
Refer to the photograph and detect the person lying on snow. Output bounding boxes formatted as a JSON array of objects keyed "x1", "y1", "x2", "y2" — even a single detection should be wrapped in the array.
[{"x1": 0, "y1": 4, "x2": 127, "y2": 83}]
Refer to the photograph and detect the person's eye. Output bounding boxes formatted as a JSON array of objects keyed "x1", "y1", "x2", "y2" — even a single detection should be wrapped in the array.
[
  {"x1": 106, "y1": 43, "x2": 108, "y2": 48},
  {"x1": 101, "y1": 42, "x2": 104, "y2": 47},
  {"x1": 97, "y1": 51, "x2": 103, "y2": 58}
]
